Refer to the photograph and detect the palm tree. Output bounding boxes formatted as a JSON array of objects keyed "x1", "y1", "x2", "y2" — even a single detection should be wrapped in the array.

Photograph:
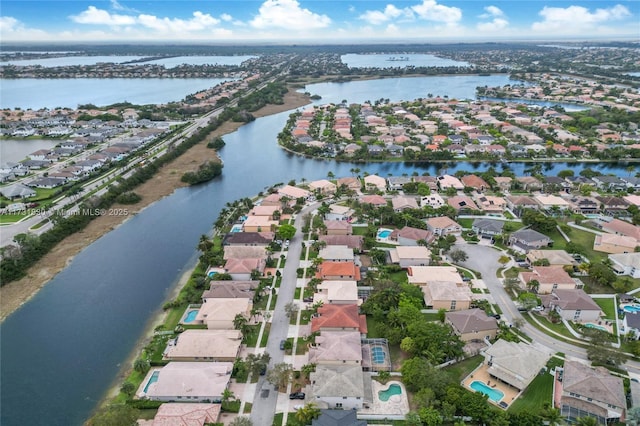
[
  {"x1": 229, "y1": 416, "x2": 253, "y2": 426},
  {"x1": 221, "y1": 388, "x2": 235, "y2": 404},
  {"x1": 542, "y1": 407, "x2": 565, "y2": 425},
  {"x1": 295, "y1": 403, "x2": 321, "y2": 425},
  {"x1": 527, "y1": 279, "x2": 540, "y2": 293},
  {"x1": 574, "y1": 417, "x2": 598, "y2": 426}
]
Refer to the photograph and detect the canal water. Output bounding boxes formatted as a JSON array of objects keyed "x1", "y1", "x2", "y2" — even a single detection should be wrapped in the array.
[{"x1": 0, "y1": 75, "x2": 633, "y2": 426}]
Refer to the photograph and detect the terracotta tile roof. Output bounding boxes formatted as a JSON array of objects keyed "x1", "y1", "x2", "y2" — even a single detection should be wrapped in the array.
[
  {"x1": 316, "y1": 262, "x2": 361, "y2": 281},
  {"x1": 311, "y1": 304, "x2": 367, "y2": 333},
  {"x1": 461, "y1": 174, "x2": 489, "y2": 189}
]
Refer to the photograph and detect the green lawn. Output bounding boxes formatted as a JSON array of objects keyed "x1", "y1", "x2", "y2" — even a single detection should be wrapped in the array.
[
  {"x1": 260, "y1": 323, "x2": 271, "y2": 347},
  {"x1": 244, "y1": 324, "x2": 262, "y2": 347},
  {"x1": 352, "y1": 226, "x2": 370, "y2": 236},
  {"x1": 508, "y1": 370, "x2": 554, "y2": 413},
  {"x1": 594, "y1": 296, "x2": 617, "y2": 320},
  {"x1": 443, "y1": 355, "x2": 483, "y2": 381},
  {"x1": 423, "y1": 312, "x2": 441, "y2": 322},
  {"x1": 458, "y1": 218, "x2": 474, "y2": 229}
]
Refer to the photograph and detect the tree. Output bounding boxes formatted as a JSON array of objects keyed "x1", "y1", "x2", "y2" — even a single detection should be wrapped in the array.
[
  {"x1": 527, "y1": 279, "x2": 540, "y2": 293},
  {"x1": 449, "y1": 249, "x2": 468, "y2": 263},
  {"x1": 295, "y1": 403, "x2": 321, "y2": 424},
  {"x1": 418, "y1": 407, "x2": 443, "y2": 426},
  {"x1": 575, "y1": 417, "x2": 598, "y2": 426},
  {"x1": 229, "y1": 416, "x2": 253, "y2": 426},
  {"x1": 498, "y1": 255, "x2": 510, "y2": 266},
  {"x1": 266, "y1": 362, "x2": 294, "y2": 391},
  {"x1": 284, "y1": 301, "x2": 299, "y2": 318},
  {"x1": 404, "y1": 411, "x2": 423, "y2": 426},
  {"x1": 276, "y1": 224, "x2": 296, "y2": 240},
  {"x1": 233, "y1": 313, "x2": 249, "y2": 332},
  {"x1": 519, "y1": 292, "x2": 540, "y2": 310},
  {"x1": 222, "y1": 388, "x2": 236, "y2": 404},
  {"x1": 133, "y1": 358, "x2": 150, "y2": 374},
  {"x1": 542, "y1": 407, "x2": 565, "y2": 425},
  {"x1": 88, "y1": 404, "x2": 138, "y2": 426},
  {"x1": 589, "y1": 262, "x2": 616, "y2": 287},
  {"x1": 120, "y1": 381, "x2": 136, "y2": 397}
]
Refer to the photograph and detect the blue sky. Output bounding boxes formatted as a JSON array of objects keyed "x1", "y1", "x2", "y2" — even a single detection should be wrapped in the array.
[{"x1": 1, "y1": 0, "x2": 639, "y2": 42}]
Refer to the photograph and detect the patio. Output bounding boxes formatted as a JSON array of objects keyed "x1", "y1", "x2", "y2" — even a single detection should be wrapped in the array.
[
  {"x1": 463, "y1": 363, "x2": 521, "y2": 409},
  {"x1": 359, "y1": 379, "x2": 410, "y2": 416}
]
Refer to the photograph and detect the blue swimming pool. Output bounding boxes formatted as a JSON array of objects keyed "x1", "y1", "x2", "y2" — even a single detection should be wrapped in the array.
[
  {"x1": 470, "y1": 381, "x2": 504, "y2": 402},
  {"x1": 143, "y1": 371, "x2": 159, "y2": 393},
  {"x1": 378, "y1": 384, "x2": 402, "y2": 401},
  {"x1": 371, "y1": 346, "x2": 386, "y2": 364},
  {"x1": 184, "y1": 309, "x2": 199, "y2": 323},
  {"x1": 585, "y1": 323, "x2": 607, "y2": 331},
  {"x1": 377, "y1": 229, "x2": 392, "y2": 239},
  {"x1": 624, "y1": 305, "x2": 640, "y2": 313}
]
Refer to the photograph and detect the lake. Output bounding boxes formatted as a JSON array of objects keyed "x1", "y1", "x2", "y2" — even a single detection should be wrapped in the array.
[
  {"x1": 0, "y1": 74, "x2": 634, "y2": 426},
  {"x1": 0, "y1": 78, "x2": 233, "y2": 109},
  {"x1": 0, "y1": 139, "x2": 60, "y2": 163},
  {"x1": 341, "y1": 53, "x2": 469, "y2": 68},
  {"x1": 0, "y1": 55, "x2": 256, "y2": 68},
  {"x1": 141, "y1": 55, "x2": 257, "y2": 67}
]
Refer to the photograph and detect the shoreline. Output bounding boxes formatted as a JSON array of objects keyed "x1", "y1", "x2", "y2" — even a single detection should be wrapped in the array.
[{"x1": 0, "y1": 88, "x2": 312, "y2": 323}]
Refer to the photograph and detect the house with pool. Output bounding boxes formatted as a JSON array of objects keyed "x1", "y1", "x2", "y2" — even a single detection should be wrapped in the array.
[
  {"x1": 482, "y1": 340, "x2": 550, "y2": 392},
  {"x1": 138, "y1": 362, "x2": 233, "y2": 402},
  {"x1": 540, "y1": 289, "x2": 602, "y2": 323},
  {"x1": 139, "y1": 403, "x2": 221, "y2": 426},
  {"x1": 309, "y1": 365, "x2": 369, "y2": 410},
  {"x1": 308, "y1": 331, "x2": 363, "y2": 366},
  {"x1": 196, "y1": 298, "x2": 252, "y2": 330}
]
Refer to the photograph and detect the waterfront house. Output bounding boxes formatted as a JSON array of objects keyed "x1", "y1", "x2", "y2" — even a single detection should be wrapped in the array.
[
  {"x1": 197, "y1": 298, "x2": 252, "y2": 330},
  {"x1": 309, "y1": 179, "x2": 338, "y2": 195},
  {"x1": 337, "y1": 177, "x2": 361, "y2": 192},
  {"x1": 201, "y1": 281, "x2": 257, "y2": 300},
  {"x1": 309, "y1": 365, "x2": 368, "y2": 410},
  {"x1": 519, "y1": 265, "x2": 577, "y2": 294},
  {"x1": 493, "y1": 177, "x2": 513, "y2": 191},
  {"x1": 363, "y1": 174, "x2": 387, "y2": 192},
  {"x1": 483, "y1": 340, "x2": 550, "y2": 391},
  {"x1": 223, "y1": 258, "x2": 266, "y2": 280},
  {"x1": 359, "y1": 194, "x2": 387, "y2": 207},
  {"x1": 461, "y1": 175, "x2": 489, "y2": 191},
  {"x1": 515, "y1": 176, "x2": 543, "y2": 191},
  {"x1": 309, "y1": 331, "x2": 363, "y2": 366},
  {"x1": 248, "y1": 205, "x2": 281, "y2": 219},
  {"x1": 446, "y1": 308, "x2": 499, "y2": 342},
  {"x1": 386, "y1": 176, "x2": 412, "y2": 191},
  {"x1": 558, "y1": 361, "x2": 625, "y2": 425},
  {"x1": 163, "y1": 330, "x2": 242, "y2": 362},
  {"x1": 437, "y1": 174, "x2": 465, "y2": 190},
  {"x1": 138, "y1": 362, "x2": 232, "y2": 402},
  {"x1": 222, "y1": 246, "x2": 268, "y2": 260},
  {"x1": 223, "y1": 232, "x2": 274, "y2": 246},
  {"x1": 278, "y1": 184, "x2": 311, "y2": 200},
  {"x1": 142, "y1": 403, "x2": 221, "y2": 426},
  {"x1": 242, "y1": 215, "x2": 278, "y2": 233}
]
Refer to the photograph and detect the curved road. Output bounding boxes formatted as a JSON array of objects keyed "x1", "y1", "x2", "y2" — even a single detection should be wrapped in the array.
[{"x1": 454, "y1": 241, "x2": 640, "y2": 374}]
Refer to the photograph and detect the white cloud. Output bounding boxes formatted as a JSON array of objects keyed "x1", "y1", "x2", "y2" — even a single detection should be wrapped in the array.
[
  {"x1": 532, "y1": 4, "x2": 631, "y2": 32},
  {"x1": 137, "y1": 11, "x2": 220, "y2": 32},
  {"x1": 110, "y1": 0, "x2": 139, "y2": 14},
  {"x1": 220, "y1": 13, "x2": 233, "y2": 22},
  {"x1": 480, "y1": 6, "x2": 504, "y2": 19},
  {"x1": 359, "y1": 5, "x2": 405, "y2": 25},
  {"x1": 250, "y1": 0, "x2": 331, "y2": 30},
  {"x1": 411, "y1": 0, "x2": 462, "y2": 24},
  {"x1": 477, "y1": 5, "x2": 508, "y2": 31},
  {"x1": 71, "y1": 6, "x2": 137, "y2": 26}
]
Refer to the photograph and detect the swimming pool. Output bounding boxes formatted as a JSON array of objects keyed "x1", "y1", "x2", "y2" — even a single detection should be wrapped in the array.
[
  {"x1": 377, "y1": 228, "x2": 392, "y2": 239},
  {"x1": 208, "y1": 271, "x2": 217, "y2": 278},
  {"x1": 143, "y1": 371, "x2": 160, "y2": 393},
  {"x1": 378, "y1": 384, "x2": 402, "y2": 401},
  {"x1": 230, "y1": 224, "x2": 243, "y2": 233},
  {"x1": 371, "y1": 346, "x2": 386, "y2": 364},
  {"x1": 470, "y1": 381, "x2": 504, "y2": 402},
  {"x1": 623, "y1": 304, "x2": 640, "y2": 313},
  {"x1": 585, "y1": 323, "x2": 607, "y2": 332},
  {"x1": 184, "y1": 309, "x2": 199, "y2": 323}
]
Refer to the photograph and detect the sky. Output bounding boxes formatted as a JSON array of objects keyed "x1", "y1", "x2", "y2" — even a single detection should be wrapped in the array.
[{"x1": 1, "y1": 0, "x2": 639, "y2": 43}]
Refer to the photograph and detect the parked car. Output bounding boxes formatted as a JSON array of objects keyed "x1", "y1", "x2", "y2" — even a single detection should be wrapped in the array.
[
  {"x1": 280, "y1": 340, "x2": 286, "y2": 350},
  {"x1": 260, "y1": 365, "x2": 267, "y2": 376},
  {"x1": 289, "y1": 392, "x2": 306, "y2": 400},
  {"x1": 303, "y1": 297, "x2": 313, "y2": 303}
]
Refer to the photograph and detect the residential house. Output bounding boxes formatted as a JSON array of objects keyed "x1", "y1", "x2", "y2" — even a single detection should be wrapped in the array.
[
  {"x1": 558, "y1": 361, "x2": 625, "y2": 425},
  {"x1": 363, "y1": 174, "x2": 387, "y2": 192},
  {"x1": 493, "y1": 177, "x2": 513, "y2": 191},
  {"x1": 314, "y1": 280, "x2": 361, "y2": 306},
  {"x1": 309, "y1": 331, "x2": 363, "y2": 365},
  {"x1": 420, "y1": 193, "x2": 445, "y2": 208},
  {"x1": 223, "y1": 232, "x2": 274, "y2": 246},
  {"x1": 201, "y1": 281, "x2": 257, "y2": 299},
  {"x1": 316, "y1": 261, "x2": 361, "y2": 281},
  {"x1": 162, "y1": 330, "x2": 243, "y2": 362},
  {"x1": 309, "y1": 365, "x2": 368, "y2": 410},
  {"x1": 407, "y1": 266, "x2": 464, "y2": 286},
  {"x1": 609, "y1": 252, "x2": 640, "y2": 278},
  {"x1": 426, "y1": 216, "x2": 462, "y2": 236},
  {"x1": 309, "y1": 179, "x2": 337, "y2": 195},
  {"x1": 390, "y1": 246, "x2": 431, "y2": 268},
  {"x1": 623, "y1": 312, "x2": 640, "y2": 339},
  {"x1": 0, "y1": 183, "x2": 36, "y2": 200},
  {"x1": 447, "y1": 195, "x2": 479, "y2": 213},
  {"x1": 242, "y1": 215, "x2": 278, "y2": 233},
  {"x1": 27, "y1": 177, "x2": 66, "y2": 189},
  {"x1": 483, "y1": 340, "x2": 550, "y2": 390},
  {"x1": 395, "y1": 226, "x2": 435, "y2": 246},
  {"x1": 138, "y1": 362, "x2": 233, "y2": 402},
  {"x1": 319, "y1": 235, "x2": 364, "y2": 251},
  {"x1": 508, "y1": 228, "x2": 553, "y2": 253},
  {"x1": 324, "y1": 220, "x2": 353, "y2": 236},
  {"x1": 446, "y1": 308, "x2": 499, "y2": 342},
  {"x1": 318, "y1": 245, "x2": 355, "y2": 263},
  {"x1": 311, "y1": 410, "x2": 367, "y2": 426},
  {"x1": 248, "y1": 205, "x2": 281, "y2": 219},
  {"x1": 595, "y1": 196, "x2": 630, "y2": 215},
  {"x1": 471, "y1": 218, "x2": 505, "y2": 237},
  {"x1": 515, "y1": 176, "x2": 543, "y2": 191},
  {"x1": 566, "y1": 196, "x2": 600, "y2": 215},
  {"x1": 461, "y1": 175, "x2": 490, "y2": 191},
  {"x1": 142, "y1": 403, "x2": 221, "y2": 426},
  {"x1": 413, "y1": 175, "x2": 439, "y2": 192},
  {"x1": 386, "y1": 176, "x2": 412, "y2": 191},
  {"x1": 534, "y1": 194, "x2": 571, "y2": 211},
  {"x1": 541, "y1": 289, "x2": 602, "y2": 322},
  {"x1": 223, "y1": 258, "x2": 265, "y2": 280},
  {"x1": 597, "y1": 218, "x2": 640, "y2": 242},
  {"x1": 223, "y1": 246, "x2": 267, "y2": 261},
  {"x1": 311, "y1": 304, "x2": 367, "y2": 334},
  {"x1": 437, "y1": 174, "x2": 464, "y2": 190},
  {"x1": 505, "y1": 195, "x2": 540, "y2": 216},
  {"x1": 592, "y1": 176, "x2": 627, "y2": 192},
  {"x1": 278, "y1": 185, "x2": 311, "y2": 200},
  {"x1": 359, "y1": 194, "x2": 387, "y2": 207},
  {"x1": 325, "y1": 205, "x2": 354, "y2": 222},
  {"x1": 519, "y1": 265, "x2": 577, "y2": 294},
  {"x1": 526, "y1": 250, "x2": 577, "y2": 266},
  {"x1": 196, "y1": 298, "x2": 252, "y2": 329},
  {"x1": 337, "y1": 177, "x2": 361, "y2": 193},
  {"x1": 474, "y1": 194, "x2": 507, "y2": 214},
  {"x1": 593, "y1": 233, "x2": 638, "y2": 254},
  {"x1": 422, "y1": 280, "x2": 474, "y2": 311},
  {"x1": 391, "y1": 196, "x2": 419, "y2": 212}
]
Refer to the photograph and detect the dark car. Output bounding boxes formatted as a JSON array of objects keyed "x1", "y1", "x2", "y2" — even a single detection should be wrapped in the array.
[
  {"x1": 259, "y1": 365, "x2": 267, "y2": 376},
  {"x1": 493, "y1": 314, "x2": 501, "y2": 320},
  {"x1": 303, "y1": 297, "x2": 314, "y2": 303},
  {"x1": 280, "y1": 340, "x2": 286, "y2": 350},
  {"x1": 289, "y1": 392, "x2": 305, "y2": 400}
]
